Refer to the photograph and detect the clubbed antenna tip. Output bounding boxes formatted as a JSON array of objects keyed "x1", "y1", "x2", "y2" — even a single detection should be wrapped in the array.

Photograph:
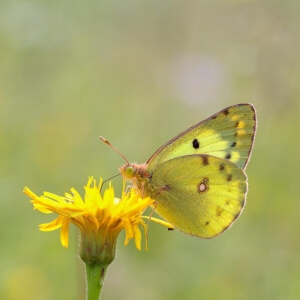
[{"x1": 99, "y1": 136, "x2": 129, "y2": 164}]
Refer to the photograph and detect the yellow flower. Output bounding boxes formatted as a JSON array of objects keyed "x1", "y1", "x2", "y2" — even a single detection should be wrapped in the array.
[
  {"x1": 24, "y1": 176, "x2": 175, "y2": 298},
  {"x1": 23, "y1": 177, "x2": 173, "y2": 253}
]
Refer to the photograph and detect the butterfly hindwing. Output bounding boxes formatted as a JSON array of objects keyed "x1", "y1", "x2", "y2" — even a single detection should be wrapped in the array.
[
  {"x1": 145, "y1": 155, "x2": 247, "y2": 238},
  {"x1": 147, "y1": 103, "x2": 256, "y2": 171}
]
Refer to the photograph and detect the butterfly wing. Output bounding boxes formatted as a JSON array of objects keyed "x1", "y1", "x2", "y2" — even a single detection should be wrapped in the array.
[
  {"x1": 145, "y1": 155, "x2": 247, "y2": 238},
  {"x1": 147, "y1": 103, "x2": 256, "y2": 171}
]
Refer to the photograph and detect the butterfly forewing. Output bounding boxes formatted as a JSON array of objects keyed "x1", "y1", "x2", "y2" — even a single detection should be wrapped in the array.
[
  {"x1": 145, "y1": 155, "x2": 247, "y2": 238},
  {"x1": 147, "y1": 103, "x2": 256, "y2": 171}
]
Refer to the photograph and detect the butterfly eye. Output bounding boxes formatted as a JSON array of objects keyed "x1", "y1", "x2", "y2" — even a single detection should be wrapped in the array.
[{"x1": 125, "y1": 165, "x2": 135, "y2": 177}]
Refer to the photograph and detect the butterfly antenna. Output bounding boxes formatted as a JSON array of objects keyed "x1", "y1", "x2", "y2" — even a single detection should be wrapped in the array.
[
  {"x1": 99, "y1": 136, "x2": 129, "y2": 164},
  {"x1": 100, "y1": 173, "x2": 122, "y2": 192}
]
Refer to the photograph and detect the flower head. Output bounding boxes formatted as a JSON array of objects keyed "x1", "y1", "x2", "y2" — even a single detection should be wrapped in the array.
[
  {"x1": 24, "y1": 176, "x2": 174, "y2": 298},
  {"x1": 23, "y1": 177, "x2": 173, "y2": 254}
]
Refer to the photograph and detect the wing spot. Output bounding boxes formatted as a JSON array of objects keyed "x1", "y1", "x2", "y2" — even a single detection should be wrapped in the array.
[
  {"x1": 219, "y1": 163, "x2": 225, "y2": 171},
  {"x1": 225, "y1": 153, "x2": 231, "y2": 160},
  {"x1": 227, "y1": 174, "x2": 232, "y2": 181},
  {"x1": 216, "y1": 206, "x2": 224, "y2": 217},
  {"x1": 223, "y1": 109, "x2": 230, "y2": 115},
  {"x1": 231, "y1": 141, "x2": 237, "y2": 148},
  {"x1": 202, "y1": 156, "x2": 209, "y2": 165},
  {"x1": 225, "y1": 200, "x2": 230, "y2": 205},
  {"x1": 198, "y1": 183, "x2": 207, "y2": 192},
  {"x1": 192, "y1": 138, "x2": 200, "y2": 149},
  {"x1": 198, "y1": 178, "x2": 209, "y2": 193},
  {"x1": 205, "y1": 221, "x2": 210, "y2": 225},
  {"x1": 235, "y1": 121, "x2": 240, "y2": 128}
]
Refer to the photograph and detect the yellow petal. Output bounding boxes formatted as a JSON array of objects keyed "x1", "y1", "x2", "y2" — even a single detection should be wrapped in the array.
[
  {"x1": 60, "y1": 218, "x2": 70, "y2": 248},
  {"x1": 39, "y1": 216, "x2": 63, "y2": 231},
  {"x1": 134, "y1": 226, "x2": 142, "y2": 251}
]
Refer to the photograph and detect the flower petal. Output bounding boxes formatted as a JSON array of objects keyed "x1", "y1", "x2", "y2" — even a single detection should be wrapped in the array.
[
  {"x1": 134, "y1": 226, "x2": 142, "y2": 251},
  {"x1": 39, "y1": 216, "x2": 63, "y2": 231},
  {"x1": 24, "y1": 178, "x2": 166, "y2": 250},
  {"x1": 60, "y1": 218, "x2": 70, "y2": 248}
]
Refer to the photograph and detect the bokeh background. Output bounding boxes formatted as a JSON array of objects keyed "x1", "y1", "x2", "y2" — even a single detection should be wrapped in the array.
[{"x1": 1, "y1": 0, "x2": 299, "y2": 299}]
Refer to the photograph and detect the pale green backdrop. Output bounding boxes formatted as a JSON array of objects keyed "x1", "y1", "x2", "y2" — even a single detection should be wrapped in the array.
[{"x1": 1, "y1": 0, "x2": 299, "y2": 299}]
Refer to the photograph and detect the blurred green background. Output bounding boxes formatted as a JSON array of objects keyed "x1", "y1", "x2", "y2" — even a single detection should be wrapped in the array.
[{"x1": 1, "y1": 0, "x2": 299, "y2": 299}]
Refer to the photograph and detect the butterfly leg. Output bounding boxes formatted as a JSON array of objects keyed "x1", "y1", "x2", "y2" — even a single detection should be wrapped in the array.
[
  {"x1": 154, "y1": 185, "x2": 171, "y2": 196},
  {"x1": 124, "y1": 178, "x2": 138, "y2": 194},
  {"x1": 146, "y1": 202, "x2": 158, "y2": 228},
  {"x1": 124, "y1": 184, "x2": 132, "y2": 194},
  {"x1": 140, "y1": 182, "x2": 146, "y2": 198}
]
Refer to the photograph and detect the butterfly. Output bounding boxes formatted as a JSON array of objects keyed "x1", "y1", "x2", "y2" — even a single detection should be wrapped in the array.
[{"x1": 102, "y1": 103, "x2": 257, "y2": 238}]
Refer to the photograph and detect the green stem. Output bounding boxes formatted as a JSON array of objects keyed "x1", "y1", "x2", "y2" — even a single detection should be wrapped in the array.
[
  {"x1": 80, "y1": 229, "x2": 118, "y2": 299},
  {"x1": 85, "y1": 263, "x2": 108, "y2": 300}
]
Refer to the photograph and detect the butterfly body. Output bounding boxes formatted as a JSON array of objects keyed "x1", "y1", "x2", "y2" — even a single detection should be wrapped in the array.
[{"x1": 119, "y1": 104, "x2": 256, "y2": 238}]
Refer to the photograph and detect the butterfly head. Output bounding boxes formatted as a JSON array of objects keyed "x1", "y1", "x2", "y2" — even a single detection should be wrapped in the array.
[
  {"x1": 119, "y1": 163, "x2": 150, "y2": 183},
  {"x1": 119, "y1": 164, "x2": 135, "y2": 179}
]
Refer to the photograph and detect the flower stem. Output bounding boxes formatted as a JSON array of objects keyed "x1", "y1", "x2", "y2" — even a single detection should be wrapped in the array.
[{"x1": 85, "y1": 263, "x2": 108, "y2": 300}]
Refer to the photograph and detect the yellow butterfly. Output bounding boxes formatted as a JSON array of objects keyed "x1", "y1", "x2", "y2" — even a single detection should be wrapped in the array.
[{"x1": 102, "y1": 104, "x2": 257, "y2": 238}]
